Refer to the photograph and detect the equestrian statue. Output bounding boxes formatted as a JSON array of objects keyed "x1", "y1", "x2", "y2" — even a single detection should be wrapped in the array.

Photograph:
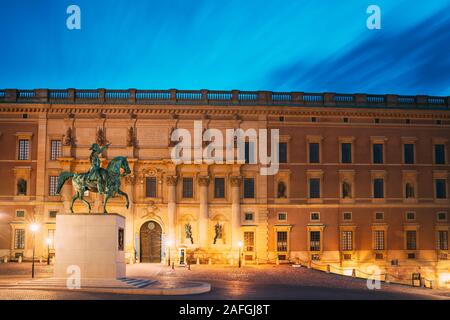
[{"x1": 56, "y1": 143, "x2": 131, "y2": 213}]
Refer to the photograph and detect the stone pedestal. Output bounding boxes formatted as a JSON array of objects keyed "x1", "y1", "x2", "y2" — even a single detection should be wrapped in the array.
[{"x1": 54, "y1": 213, "x2": 126, "y2": 279}]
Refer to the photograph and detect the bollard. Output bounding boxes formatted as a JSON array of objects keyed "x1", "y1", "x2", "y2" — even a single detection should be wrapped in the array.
[
  {"x1": 256, "y1": 258, "x2": 259, "y2": 265},
  {"x1": 171, "y1": 262, "x2": 174, "y2": 270},
  {"x1": 352, "y1": 269, "x2": 356, "y2": 277},
  {"x1": 307, "y1": 261, "x2": 311, "y2": 269},
  {"x1": 18, "y1": 256, "x2": 22, "y2": 264},
  {"x1": 39, "y1": 257, "x2": 43, "y2": 264},
  {"x1": 3, "y1": 256, "x2": 7, "y2": 264},
  {"x1": 196, "y1": 257, "x2": 200, "y2": 265},
  {"x1": 326, "y1": 264, "x2": 330, "y2": 273},
  {"x1": 385, "y1": 273, "x2": 389, "y2": 283},
  {"x1": 208, "y1": 258, "x2": 212, "y2": 265},
  {"x1": 276, "y1": 258, "x2": 279, "y2": 265},
  {"x1": 230, "y1": 258, "x2": 234, "y2": 266},
  {"x1": 188, "y1": 262, "x2": 191, "y2": 271}
]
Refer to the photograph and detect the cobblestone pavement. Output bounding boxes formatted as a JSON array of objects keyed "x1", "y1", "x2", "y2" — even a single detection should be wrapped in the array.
[{"x1": 0, "y1": 262, "x2": 448, "y2": 300}]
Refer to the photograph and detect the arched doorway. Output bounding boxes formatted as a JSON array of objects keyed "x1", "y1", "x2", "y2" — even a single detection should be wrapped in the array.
[{"x1": 140, "y1": 221, "x2": 162, "y2": 263}]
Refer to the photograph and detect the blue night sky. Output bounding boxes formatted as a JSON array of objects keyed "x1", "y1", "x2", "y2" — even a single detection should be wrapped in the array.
[{"x1": 0, "y1": 0, "x2": 449, "y2": 95}]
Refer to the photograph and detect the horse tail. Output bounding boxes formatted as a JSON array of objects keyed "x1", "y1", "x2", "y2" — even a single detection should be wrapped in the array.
[{"x1": 56, "y1": 172, "x2": 74, "y2": 194}]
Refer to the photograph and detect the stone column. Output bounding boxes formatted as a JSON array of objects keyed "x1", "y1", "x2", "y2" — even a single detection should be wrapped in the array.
[
  {"x1": 230, "y1": 176, "x2": 242, "y2": 248},
  {"x1": 166, "y1": 176, "x2": 178, "y2": 243},
  {"x1": 198, "y1": 176, "x2": 210, "y2": 248}
]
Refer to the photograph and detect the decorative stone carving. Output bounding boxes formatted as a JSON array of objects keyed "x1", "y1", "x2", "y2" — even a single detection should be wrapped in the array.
[
  {"x1": 277, "y1": 181, "x2": 287, "y2": 198},
  {"x1": 342, "y1": 181, "x2": 352, "y2": 199},
  {"x1": 185, "y1": 223, "x2": 194, "y2": 244},
  {"x1": 126, "y1": 126, "x2": 137, "y2": 147},
  {"x1": 17, "y1": 179, "x2": 27, "y2": 195},
  {"x1": 63, "y1": 127, "x2": 75, "y2": 147},
  {"x1": 213, "y1": 223, "x2": 223, "y2": 244},
  {"x1": 168, "y1": 127, "x2": 177, "y2": 147},
  {"x1": 230, "y1": 176, "x2": 242, "y2": 187},
  {"x1": 198, "y1": 176, "x2": 210, "y2": 186},
  {"x1": 124, "y1": 174, "x2": 136, "y2": 185},
  {"x1": 96, "y1": 128, "x2": 108, "y2": 146},
  {"x1": 166, "y1": 175, "x2": 178, "y2": 186},
  {"x1": 138, "y1": 168, "x2": 159, "y2": 183}
]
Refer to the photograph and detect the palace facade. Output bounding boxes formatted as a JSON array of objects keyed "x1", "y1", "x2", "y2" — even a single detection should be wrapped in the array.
[{"x1": 0, "y1": 89, "x2": 449, "y2": 282}]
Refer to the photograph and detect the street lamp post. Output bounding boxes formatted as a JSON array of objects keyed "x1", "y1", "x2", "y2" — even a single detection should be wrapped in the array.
[
  {"x1": 29, "y1": 223, "x2": 40, "y2": 278},
  {"x1": 45, "y1": 237, "x2": 52, "y2": 265},
  {"x1": 238, "y1": 241, "x2": 243, "y2": 268}
]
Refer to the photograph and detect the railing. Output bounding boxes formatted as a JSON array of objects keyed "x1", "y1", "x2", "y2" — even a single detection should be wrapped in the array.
[
  {"x1": 291, "y1": 257, "x2": 437, "y2": 289},
  {"x1": 0, "y1": 89, "x2": 449, "y2": 110}
]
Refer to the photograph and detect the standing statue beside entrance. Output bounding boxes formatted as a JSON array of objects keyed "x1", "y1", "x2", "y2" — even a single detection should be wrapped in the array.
[{"x1": 56, "y1": 143, "x2": 131, "y2": 213}]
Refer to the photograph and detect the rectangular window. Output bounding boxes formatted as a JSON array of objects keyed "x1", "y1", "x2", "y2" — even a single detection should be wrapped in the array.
[
  {"x1": 373, "y1": 143, "x2": 383, "y2": 164},
  {"x1": 18, "y1": 139, "x2": 29, "y2": 160},
  {"x1": 277, "y1": 231, "x2": 288, "y2": 252},
  {"x1": 309, "y1": 178, "x2": 321, "y2": 198},
  {"x1": 145, "y1": 177, "x2": 157, "y2": 198},
  {"x1": 214, "y1": 178, "x2": 225, "y2": 198},
  {"x1": 14, "y1": 229, "x2": 25, "y2": 249},
  {"x1": 50, "y1": 140, "x2": 62, "y2": 161},
  {"x1": 16, "y1": 210, "x2": 25, "y2": 218},
  {"x1": 406, "y1": 211, "x2": 416, "y2": 221},
  {"x1": 406, "y1": 230, "x2": 417, "y2": 250},
  {"x1": 309, "y1": 143, "x2": 320, "y2": 163},
  {"x1": 310, "y1": 212, "x2": 320, "y2": 221},
  {"x1": 243, "y1": 178, "x2": 255, "y2": 199},
  {"x1": 277, "y1": 212, "x2": 287, "y2": 222},
  {"x1": 182, "y1": 177, "x2": 193, "y2": 198},
  {"x1": 310, "y1": 231, "x2": 321, "y2": 251},
  {"x1": 341, "y1": 143, "x2": 352, "y2": 163},
  {"x1": 49, "y1": 210, "x2": 57, "y2": 218},
  {"x1": 279, "y1": 142, "x2": 287, "y2": 163},
  {"x1": 341, "y1": 231, "x2": 353, "y2": 251},
  {"x1": 49, "y1": 176, "x2": 58, "y2": 196},
  {"x1": 244, "y1": 231, "x2": 255, "y2": 252},
  {"x1": 404, "y1": 143, "x2": 414, "y2": 164},
  {"x1": 434, "y1": 144, "x2": 445, "y2": 165},
  {"x1": 374, "y1": 230, "x2": 385, "y2": 250},
  {"x1": 375, "y1": 212, "x2": 384, "y2": 220},
  {"x1": 437, "y1": 212, "x2": 447, "y2": 221},
  {"x1": 244, "y1": 212, "x2": 253, "y2": 221},
  {"x1": 437, "y1": 231, "x2": 448, "y2": 250},
  {"x1": 48, "y1": 229, "x2": 55, "y2": 249},
  {"x1": 436, "y1": 179, "x2": 447, "y2": 199},
  {"x1": 373, "y1": 178, "x2": 384, "y2": 198},
  {"x1": 343, "y1": 212, "x2": 352, "y2": 221}
]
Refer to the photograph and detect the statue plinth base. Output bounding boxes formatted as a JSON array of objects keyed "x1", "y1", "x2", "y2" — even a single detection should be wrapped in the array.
[{"x1": 54, "y1": 213, "x2": 126, "y2": 279}]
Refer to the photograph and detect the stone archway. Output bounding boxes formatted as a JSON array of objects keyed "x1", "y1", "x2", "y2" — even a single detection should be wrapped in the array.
[{"x1": 140, "y1": 220, "x2": 162, "y2": 263}]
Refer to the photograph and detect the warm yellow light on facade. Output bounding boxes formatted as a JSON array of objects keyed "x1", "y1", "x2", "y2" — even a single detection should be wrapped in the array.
[
  {"x1": 45, "y1": 237, "x2": 52, "y2": 246},
  {"x1": 29, "y1": 223, "x2": 40, "y2": 233},
  {"x1": 166, "y1": 239, "x2": 173, "y2": 247},
  {"x1": 438, "y1": 272, "x2": 450, "y2": 288},
  {"x1": 237, "y1": 241, "x2": 243, "y2": 248}
]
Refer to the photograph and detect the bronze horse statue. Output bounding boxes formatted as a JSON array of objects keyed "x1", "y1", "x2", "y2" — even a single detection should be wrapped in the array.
[{"x1": 56, "y1": 156, "x2": 131, "y2": 213}]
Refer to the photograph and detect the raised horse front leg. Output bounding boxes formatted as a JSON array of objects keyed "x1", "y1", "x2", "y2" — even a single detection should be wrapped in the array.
[{"x1": 117, "y1": 189, "x2": 129, "y2": 209}]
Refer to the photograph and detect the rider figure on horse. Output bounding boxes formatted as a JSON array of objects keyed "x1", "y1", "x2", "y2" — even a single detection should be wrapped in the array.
[{"x1": 88, "y1": 143, "x2": 110, "y2": 194}]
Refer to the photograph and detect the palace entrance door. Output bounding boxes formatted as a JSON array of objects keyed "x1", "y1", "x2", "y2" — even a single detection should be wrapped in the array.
[{"x1": 140, "y1": 221, "x2": 162, "y2": 263}]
